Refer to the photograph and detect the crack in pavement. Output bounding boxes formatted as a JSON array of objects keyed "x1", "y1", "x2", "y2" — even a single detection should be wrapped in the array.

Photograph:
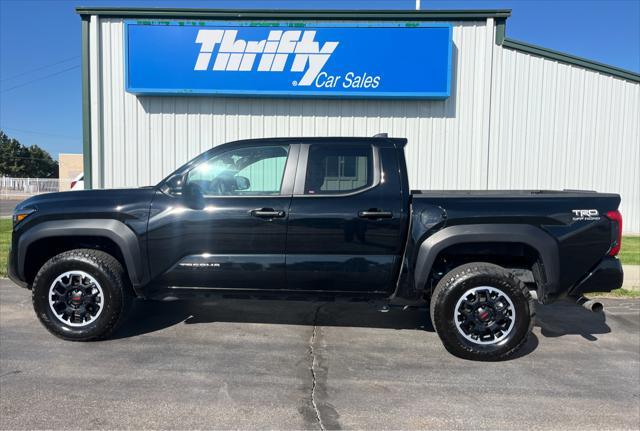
[
  {"x1": 0, "y1": 370, "x2": 22, "y2": 378},
  {"x1": 309, "y1": 304, "x2": 325, "y2": 431},
  {"x1": 306, "y1": 304, "x2": 341, "y2": 430}
]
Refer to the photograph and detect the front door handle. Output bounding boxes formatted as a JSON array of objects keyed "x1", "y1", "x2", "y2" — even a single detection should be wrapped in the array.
[
  {"x1": 358, "y1": 210, "x2": 393, "y2": 219},
  {"x1": 250, "y1": 208, "x2": 286, "y2": 218}
]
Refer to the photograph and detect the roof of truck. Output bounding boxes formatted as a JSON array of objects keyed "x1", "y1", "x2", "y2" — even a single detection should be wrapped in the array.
[{"x1": 222, "y1": 136, "x2": 408, "y2": 147}]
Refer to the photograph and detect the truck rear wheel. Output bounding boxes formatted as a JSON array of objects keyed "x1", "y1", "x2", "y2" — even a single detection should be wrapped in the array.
[
  {"x1": 32, "y1": 249, "x2": 132, "y2": 341},
  {"x1": 430, "y1": 262, "x2": 535, "y2": 361}
]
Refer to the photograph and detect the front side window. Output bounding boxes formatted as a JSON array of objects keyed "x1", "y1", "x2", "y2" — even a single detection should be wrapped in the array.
[
  {"x1": 304, "y1": 145, "x2": 373, "y2": 195},
  {"x1": 186, "y1": 145, "x2": 289, "y2": 196}
]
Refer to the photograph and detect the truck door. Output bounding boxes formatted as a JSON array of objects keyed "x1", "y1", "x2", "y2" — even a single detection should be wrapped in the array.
[
  {"x1": 285, "y1": 141, "x2": 406, "y2": 293},
  {"x1": 147, "y1": 142, "x2": 298, "y2": 290}
]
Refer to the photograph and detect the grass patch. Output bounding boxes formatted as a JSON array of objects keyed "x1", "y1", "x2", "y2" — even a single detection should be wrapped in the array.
[
  {"x1": 620, "y1": 236, "x2": 640, "y2": 265},
  {"x1": 0, "y1": 218, "x2": 11, "y2": 278},
  {"x1": 591, "y1": 289, "x2": 640, "y2": 298}
]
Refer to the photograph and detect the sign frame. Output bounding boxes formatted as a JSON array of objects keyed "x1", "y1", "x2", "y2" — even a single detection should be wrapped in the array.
[{"x1": 124, "y1": 20, "x2": 453, "y2": 99}]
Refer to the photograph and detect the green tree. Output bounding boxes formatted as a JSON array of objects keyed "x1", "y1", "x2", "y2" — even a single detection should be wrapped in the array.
[{"x1": 0, "y1": 130, "x2": 58, "y2": 178}]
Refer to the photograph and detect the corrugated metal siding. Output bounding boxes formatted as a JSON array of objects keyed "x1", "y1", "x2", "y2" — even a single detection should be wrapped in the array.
[
  {"x1": 90, "y1": 17, "x2": 640, "y2": 232},
  {"x1": 489, "y1": 47, "x2": 640, "y2": 232},
  {"x1": 92, "y1": 18, "x2": 495, "y2": 191}
]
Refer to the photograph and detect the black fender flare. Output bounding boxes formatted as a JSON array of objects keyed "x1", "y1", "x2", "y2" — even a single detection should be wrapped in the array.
[
  {"x1": 17, "y1": 219, "x2": 147, "y2": 288},
  {"x1": 413, "y1": 224, "x2": 560, "y2": 298}
]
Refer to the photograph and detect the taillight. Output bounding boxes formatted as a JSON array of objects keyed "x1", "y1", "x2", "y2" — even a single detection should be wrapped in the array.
[{"x1": 606, "y1": 210, "x2": 622, "y2": 256}]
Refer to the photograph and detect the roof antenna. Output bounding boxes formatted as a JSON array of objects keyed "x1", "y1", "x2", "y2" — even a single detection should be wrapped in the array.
[{"x1": 373, "y1": 133, "x2": 388, "y2": 138}]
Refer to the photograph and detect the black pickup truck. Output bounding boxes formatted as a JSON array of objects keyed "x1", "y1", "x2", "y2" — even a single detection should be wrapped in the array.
[{"x1": 8, "y1": 136, "x2": 624, "y2": 360}]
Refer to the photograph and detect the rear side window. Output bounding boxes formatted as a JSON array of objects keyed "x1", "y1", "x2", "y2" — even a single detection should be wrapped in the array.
[{"x1": 304, "y1": 145, "x2": 373, "y2": 195}]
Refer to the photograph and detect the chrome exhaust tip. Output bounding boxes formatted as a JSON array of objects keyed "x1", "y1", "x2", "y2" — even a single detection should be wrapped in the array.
[{"x1": 577, "y1": 296, "x2": 604, "y2": 313}]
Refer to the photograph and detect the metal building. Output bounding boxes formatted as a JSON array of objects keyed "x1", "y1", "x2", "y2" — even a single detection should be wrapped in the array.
[{"x1": 76, "y1": 8, "x2": 640, "y2": 232}]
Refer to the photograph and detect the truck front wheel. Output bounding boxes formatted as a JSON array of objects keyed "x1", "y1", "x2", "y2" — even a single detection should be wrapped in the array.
[
  {"x1": 31, "y1": 249, "x2": 132, "y2": 341},
  {"x1": 430, "y1": 262, "x2": 535, "y2": 361}
]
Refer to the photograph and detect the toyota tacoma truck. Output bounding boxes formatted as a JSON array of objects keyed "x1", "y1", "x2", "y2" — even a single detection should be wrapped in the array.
[{"x1": 7, "y1": 136, "x2": 624, "y2": 360}]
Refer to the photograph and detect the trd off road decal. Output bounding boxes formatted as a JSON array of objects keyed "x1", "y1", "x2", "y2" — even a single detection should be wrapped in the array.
[{"x1": 572, "y1": 209, "x2": 600, "y2": 221}]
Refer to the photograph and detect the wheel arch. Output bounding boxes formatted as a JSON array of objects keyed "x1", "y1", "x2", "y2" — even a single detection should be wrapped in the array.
[
  {"x1": 17, "y1": 220, "x2": 147, "y2": 290},
  {"x1": 414, "y1": 224, "x2": 559, "y2": 302}
]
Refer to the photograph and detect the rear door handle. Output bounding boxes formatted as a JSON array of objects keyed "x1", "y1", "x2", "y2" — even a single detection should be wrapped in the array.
[
  {"x1": 250, "y1": 208, "x2": 286, "y2": 218},
  {"x1": 358, "y1": 210, "x2": 393, "y2": 219}
]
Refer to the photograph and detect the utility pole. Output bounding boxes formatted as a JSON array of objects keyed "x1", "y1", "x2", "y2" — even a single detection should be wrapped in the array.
[{"x1": 416, "y1": 0, "x2": 420, "y2": 10}]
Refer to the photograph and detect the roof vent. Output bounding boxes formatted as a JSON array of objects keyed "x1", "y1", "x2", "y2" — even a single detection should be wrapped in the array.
[{"x1": 373, "y1": 133, "x2": 388, "y2": 138}]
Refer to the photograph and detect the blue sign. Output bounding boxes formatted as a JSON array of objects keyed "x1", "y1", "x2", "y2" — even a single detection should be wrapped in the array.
[{"x1": 125, "y1": 21, "x2": 452, "y2": 99}]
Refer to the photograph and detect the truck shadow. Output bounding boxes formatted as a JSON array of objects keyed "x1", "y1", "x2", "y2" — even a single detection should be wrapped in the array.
[
  {"x1": 112, "y1": 297, "x2": 611, "y2": 353},
  {"x1": 114, "y1": 299, "x2": 434, "y2": 338},
  {"x1": 534, "y1": 299, "x2": 611, "y2": 341}
]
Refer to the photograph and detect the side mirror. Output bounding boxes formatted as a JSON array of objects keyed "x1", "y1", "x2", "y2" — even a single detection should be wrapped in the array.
[
  {"x1": 182, "y1": 182, "x2": 205, "y2": 209},
  {"x1": 183, "y1": 182, "x2": 203, "y2": 200},
  {"x1": 235, "y1": 176, "x2": 251, "y2": 191}
]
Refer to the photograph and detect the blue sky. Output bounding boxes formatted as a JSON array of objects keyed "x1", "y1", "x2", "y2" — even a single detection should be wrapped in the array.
[{"x1": 1, "y1": 0, "x2": 639, "y2": 159}]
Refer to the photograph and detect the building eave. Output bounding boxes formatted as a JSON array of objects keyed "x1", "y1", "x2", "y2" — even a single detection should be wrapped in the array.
[
  {"x1": 502, "y1": 38, "x2": 640, "y2": 83},
  {"x1": 74, "y1": 7, "x2": 512, "y2": 21}
]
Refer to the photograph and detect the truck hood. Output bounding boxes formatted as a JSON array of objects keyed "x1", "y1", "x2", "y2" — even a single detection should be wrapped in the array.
[{"x1": 15, "y1": 188, "x2": 157, "y2": 228}]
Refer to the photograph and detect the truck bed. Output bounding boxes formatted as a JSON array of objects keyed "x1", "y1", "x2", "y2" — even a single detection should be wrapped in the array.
[{"x1": 411, "y1": 189, "x2": 619, "y2": 199}]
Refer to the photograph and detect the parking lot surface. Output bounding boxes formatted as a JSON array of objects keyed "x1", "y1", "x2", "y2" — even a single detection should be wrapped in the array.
[
  {"x1": 1, "y1": 279, "x2": 639, "y2": 430},
  {"x1": 0, "y1": 200, "x2": 19, "y2": 218}
]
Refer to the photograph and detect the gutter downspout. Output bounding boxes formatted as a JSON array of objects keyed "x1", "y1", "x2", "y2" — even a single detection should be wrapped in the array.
[{"x1": 81, "y1": 16, "x2": 92, "y2": 189}]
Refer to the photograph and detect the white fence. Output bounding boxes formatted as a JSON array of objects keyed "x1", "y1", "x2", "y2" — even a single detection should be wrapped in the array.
[{"x1": 0, "y1": 177, "x2": 67, "y2": 198}]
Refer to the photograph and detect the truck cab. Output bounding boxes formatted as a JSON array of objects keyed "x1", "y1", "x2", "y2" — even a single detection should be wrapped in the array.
[{"x1": 147, "y1": 137, "x2": 408, "y2": 296}]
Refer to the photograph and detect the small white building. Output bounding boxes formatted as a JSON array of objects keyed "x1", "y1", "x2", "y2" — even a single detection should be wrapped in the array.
[{"x1": 76, "y1": 7, "x2": 640, "y2": 232}]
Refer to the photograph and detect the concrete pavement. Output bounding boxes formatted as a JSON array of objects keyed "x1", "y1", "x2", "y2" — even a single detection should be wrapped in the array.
[
  {"x1": 623, "y1": 264, "x2": 640, "y2": 290},
  {"x1": 0, "y1": 200, "x2": 19, "y2": 218},
  {"x1": 1, "y1": 279, "x2": 639, "y2": 430}
]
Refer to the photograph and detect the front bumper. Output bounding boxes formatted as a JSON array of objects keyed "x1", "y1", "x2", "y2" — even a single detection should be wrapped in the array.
[
  {"x1": 569, "y1": 257, "x2": 624, "y2": 296},
  {"x1": 7, "y1": 246, "x2": 28, "y2": 289}
]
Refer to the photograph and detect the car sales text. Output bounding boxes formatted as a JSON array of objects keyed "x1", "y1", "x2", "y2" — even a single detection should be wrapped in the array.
[{"x1": 314, "y1": 71, "x2": 380, "y2": 89}]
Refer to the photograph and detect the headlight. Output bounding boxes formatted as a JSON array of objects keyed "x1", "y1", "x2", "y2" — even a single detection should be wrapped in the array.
[{"x1": 13, "y1": 209, "x2": 35, "y2": 227}]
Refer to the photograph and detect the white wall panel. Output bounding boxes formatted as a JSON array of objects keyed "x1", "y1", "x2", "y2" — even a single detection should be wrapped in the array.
[
  {"x1": 489, "y1": 47, "x2": 640, "y2": 232},
  {"x1": 93, "y1": 18, "x2": 494, "y2": 191}
]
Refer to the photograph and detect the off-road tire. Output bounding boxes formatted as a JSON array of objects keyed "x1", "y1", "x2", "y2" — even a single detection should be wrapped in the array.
[
  {"x1": 32, "y1": 249, "x2": 133, "y2": 341},
  {"x1": 429, "y1": 262, "x2": 535, "y2": 361}
]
